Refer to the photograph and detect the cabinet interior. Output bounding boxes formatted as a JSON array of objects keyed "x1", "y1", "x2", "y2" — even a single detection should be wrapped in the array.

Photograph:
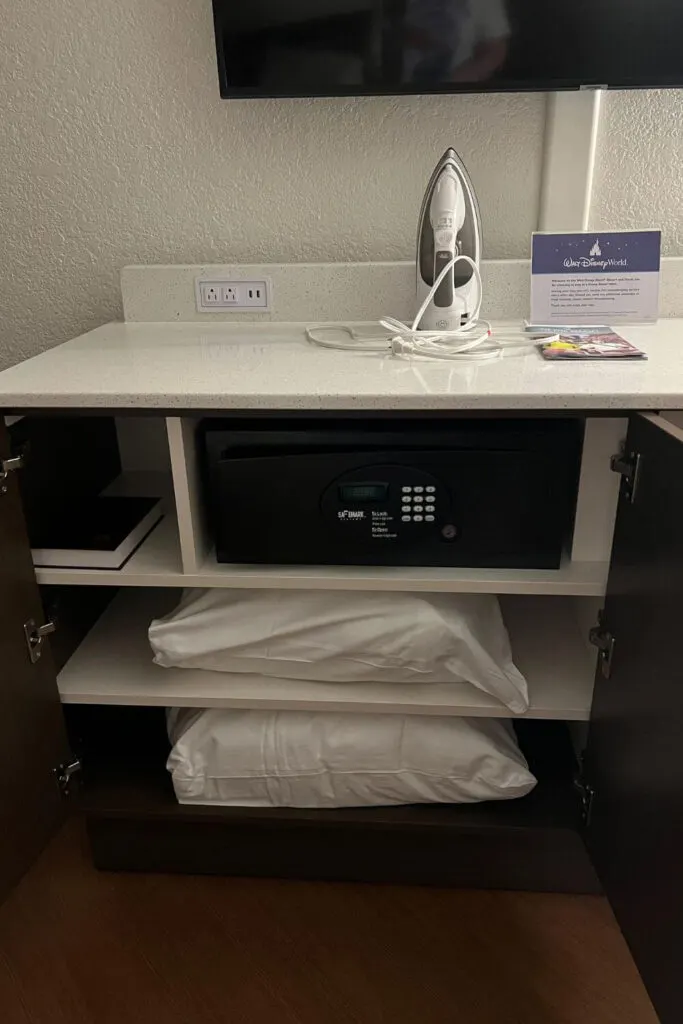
[
  {"x1": 61, "y1": 704, "x2": 599, "y2": 892},
  {"x1": 8, "y1": 410, "x2": 625, "y2": 890}
]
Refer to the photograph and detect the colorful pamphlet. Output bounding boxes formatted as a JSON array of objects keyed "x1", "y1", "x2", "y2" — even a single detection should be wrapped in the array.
[{"x1": 538, "y1": 328, "x2": 647, "y2": 361}]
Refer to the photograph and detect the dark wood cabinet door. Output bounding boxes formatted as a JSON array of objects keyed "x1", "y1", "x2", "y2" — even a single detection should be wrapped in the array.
[
  {"x1": 584, "y1": 412, "x2": 683, "y2": 1024},
  {"x1": 0, "y1": 421, "x2": 70, "y2": 903}
]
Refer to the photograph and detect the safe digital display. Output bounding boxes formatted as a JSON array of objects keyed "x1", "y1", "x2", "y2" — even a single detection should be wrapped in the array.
[{"x1": 338, "y1": 483, "x2": 389, "y2": 503}]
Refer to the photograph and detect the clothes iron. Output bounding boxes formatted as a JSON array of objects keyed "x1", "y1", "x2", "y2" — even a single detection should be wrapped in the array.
[
  {"x1": 306, "y1": 147, "x2": 495, "y2": 361},
  {"x1": 416, "y1": 148, "x2": 482, "y2": 332}
]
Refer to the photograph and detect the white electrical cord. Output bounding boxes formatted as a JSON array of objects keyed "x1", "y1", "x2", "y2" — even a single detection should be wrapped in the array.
[{"x1": 306, "y1": 254, "x2": 501, "y2": 362}]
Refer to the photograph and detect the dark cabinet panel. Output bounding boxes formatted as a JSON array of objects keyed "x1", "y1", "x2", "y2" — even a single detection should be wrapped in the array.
[
  {"x1": 0, "y1": 422, "x2": 70, "y2": 903},
  {"x1": 585, "y1": 413, "x2": 683, "y2": 1024}
]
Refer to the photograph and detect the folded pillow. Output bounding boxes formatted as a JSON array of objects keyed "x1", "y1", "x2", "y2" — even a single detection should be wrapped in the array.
[
  {"x1": 150, "y1": 590, "x2": 528, "y2": 713},
  {"x1": 166, "y1": 708, "x2": 537, "y2": 808}
]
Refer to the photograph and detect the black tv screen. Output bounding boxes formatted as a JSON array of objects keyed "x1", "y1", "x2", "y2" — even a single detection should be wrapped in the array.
[{"x1": 212, "y1": 1, "x2": 683, "y2": 97}]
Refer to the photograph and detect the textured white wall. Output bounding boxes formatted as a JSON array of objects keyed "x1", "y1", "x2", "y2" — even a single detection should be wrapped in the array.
[
  {"x1": 1, "y1": 0, "x2": 546, "y2": 369},
  {"x1": 590, "y1": 91, "x2": 683, "y2": 253}
]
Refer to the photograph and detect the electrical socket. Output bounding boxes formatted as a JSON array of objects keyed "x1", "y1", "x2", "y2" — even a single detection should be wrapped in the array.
[
  {"x1": 245, "y1": 284, "x2": 265, "y2": 305},
  {"x1": 199, "y1": 283, "x2": 221, "y2": 306},
  {"x1": 196, "y1": 278, "x2": 271, "y2": 313}
]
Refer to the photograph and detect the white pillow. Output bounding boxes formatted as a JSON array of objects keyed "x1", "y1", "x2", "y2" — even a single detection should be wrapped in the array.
[
  {"x1": 150, "y1": 590, "x2": 528, "y2": 714},
  {"x1": 166, "y1": 709, "x2": 537, "y2": 808}
]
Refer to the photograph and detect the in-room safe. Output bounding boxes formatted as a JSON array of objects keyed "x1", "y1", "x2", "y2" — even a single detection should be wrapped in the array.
[{"x1": 202, "y1": 417, "x2": 583, "y2": 569}]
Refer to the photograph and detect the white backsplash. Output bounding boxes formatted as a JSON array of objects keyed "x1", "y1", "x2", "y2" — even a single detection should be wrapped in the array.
[
  {"x1": 122, "y1": 258, "x2": 683, "y2": 324},
  {"x1": 122, "y1": 260, "x2": 531, "y2": 323}
]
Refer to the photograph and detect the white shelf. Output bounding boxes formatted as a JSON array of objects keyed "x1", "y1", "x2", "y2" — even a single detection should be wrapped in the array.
[
  {"x1": 34, "y1": 472, "x2": 181, "y2": 587},
  {"x1": 57, "y1": 589, "x2": 596, "y2": 720},
  {"x1": 37, "y1": 517, "x2": 608, "y2": 596},
  {"x1": 192, "y1": 552, "x2": 608, "y2": 596},
  {"x1": 35, "y1": 515, "x2": 184, "y2": 587}
]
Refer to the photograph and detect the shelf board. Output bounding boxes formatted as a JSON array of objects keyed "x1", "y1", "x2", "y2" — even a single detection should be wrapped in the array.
[
  {"x1": 34, "y1": 472, "x2": 180, "y2": 587},
  {"x1": 38, "y1": 518, "x2": 608, "y2": 596},
  {"x1": 57, "y1": 589, "x2": 596, "y2": 720},
  {"x1": 35, "y1": 514, "x2": 184, "y2": 587},
  {"x1": 192, "y1": 552, "x2": 609, "y2": 596}
]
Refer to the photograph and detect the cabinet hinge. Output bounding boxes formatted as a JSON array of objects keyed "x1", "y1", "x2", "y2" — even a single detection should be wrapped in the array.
[
  {"x1": 53, "y1": 759, "x2": 82, "y2": 798},
  {"x1": 574, "y1": 775, "x2": 596, "y2": 827},
  {"x1": 23, "y1": 618, "x2": 57, "y2": 664},
  {"x1": 610, "y1": 449, "x2": 641, "y2": 503},
  {"x1": 589, "y1": 611, "x2": 616, "y2": 680},
  {"x1": 0, "y1": 454, "x2": 25, "y2": 494}
]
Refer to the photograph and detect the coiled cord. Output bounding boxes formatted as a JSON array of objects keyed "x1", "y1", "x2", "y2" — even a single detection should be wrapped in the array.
[{"x1": 306, "y1": 255, "x2": 501, "y2": 362}]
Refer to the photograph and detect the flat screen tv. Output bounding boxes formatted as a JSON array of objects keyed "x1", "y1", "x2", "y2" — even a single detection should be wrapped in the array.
[{"x1": 212, "y1": 1, "x2": 683, "y2": 98}]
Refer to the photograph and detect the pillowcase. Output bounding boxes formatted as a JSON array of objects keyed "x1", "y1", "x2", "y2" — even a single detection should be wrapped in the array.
[
  {"x1": 150, "y1": 590, "x2": 528, "y2": 714},
  {"x1": 166, "y1": 708, "x2": 537, "y2": 808}
]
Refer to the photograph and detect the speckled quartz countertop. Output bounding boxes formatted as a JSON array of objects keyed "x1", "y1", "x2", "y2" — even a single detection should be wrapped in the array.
[{"x1": 1, "y1": 320, "x2": 682, "y2": 412}]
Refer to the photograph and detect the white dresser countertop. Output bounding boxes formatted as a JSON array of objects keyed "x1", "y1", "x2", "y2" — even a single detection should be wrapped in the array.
[{"x1": 1, "y1": 320, "x2": 683, "y2": 411}]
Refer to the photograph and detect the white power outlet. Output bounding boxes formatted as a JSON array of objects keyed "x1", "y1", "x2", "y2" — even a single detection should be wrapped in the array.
[
  {"x1": 199, "y1": 283, "x2": 221, "y2": 306},
  {"x1": 196, "y1": 278, "x2": 271, "y2": 313}
]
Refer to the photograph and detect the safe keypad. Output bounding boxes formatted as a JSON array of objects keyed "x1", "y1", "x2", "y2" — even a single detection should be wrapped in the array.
[{"x1": 400, "y1": 485, "x2": 437, "y2": 522}]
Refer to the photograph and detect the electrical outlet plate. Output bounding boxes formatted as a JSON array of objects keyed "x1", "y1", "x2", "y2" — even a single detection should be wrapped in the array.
[{"x1": 195, "y1": 277, "x2": 272, "y2": 313}]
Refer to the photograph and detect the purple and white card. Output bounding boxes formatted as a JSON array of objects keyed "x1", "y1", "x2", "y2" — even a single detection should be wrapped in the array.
[{"x1": 530, "y1": 230, "x2": 661, "y2": 325}]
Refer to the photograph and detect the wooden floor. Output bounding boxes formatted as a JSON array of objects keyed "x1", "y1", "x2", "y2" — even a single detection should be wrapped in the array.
[{"x1": 0, "y1": 819, "x2": 657, "y2": 1024}]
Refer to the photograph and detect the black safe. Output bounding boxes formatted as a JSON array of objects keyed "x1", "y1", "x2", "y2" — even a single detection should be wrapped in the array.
[{"x1": 202, "y1": 418, "x2": 583, "y2": 569}]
